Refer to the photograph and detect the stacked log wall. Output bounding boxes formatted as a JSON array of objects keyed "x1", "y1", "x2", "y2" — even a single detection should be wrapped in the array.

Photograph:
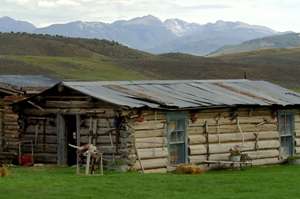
[
  {"x1": 120, "y1": 110, "x2": 168, "y2": 173},
  {"x1": 2, "y1": 95, "x2": 25, "y2": 152},
  {"x1": 80, "y1": 114, "x2": 119, "y2": 162},
  {"x1": 20, "y1": 92, "x2": 119, "y2": 164},
  {"x1": 187, "y1": 107, "x2": 286, "y2": 170},
  {"x1": 20, "y1": 119, "x2": 58, "y2": 163},
  {"x1": 15, "y1": 89, "x2": 300, "y2": 171}
]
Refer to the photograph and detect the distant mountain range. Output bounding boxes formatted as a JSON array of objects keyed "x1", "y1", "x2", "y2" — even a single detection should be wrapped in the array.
[{"x1": 0, "y1": 15, "x2": 295, "y2": 55}]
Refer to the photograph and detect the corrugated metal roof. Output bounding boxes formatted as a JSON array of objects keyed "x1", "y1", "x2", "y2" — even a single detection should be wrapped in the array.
[
  {"x1": 0, "y1": 75, "x2": 60, "y2": 87},
  {"x1": 61, "y1": 79, "x2": 300, "y2": 109}
]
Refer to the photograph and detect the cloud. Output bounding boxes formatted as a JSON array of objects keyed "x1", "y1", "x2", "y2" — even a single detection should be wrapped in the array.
[
  {"x1": 1, "y1": 0, "x2": 300, "y2": 31},
  {"x1": 38, "y1": 0, "x2": 80, "y2": 8},
  {"x1": 38, "y1": 1, "x2": 56, "y2": 7},
  {"x1": 3, "y1": 0, "x2": 29, "y2": 5}
]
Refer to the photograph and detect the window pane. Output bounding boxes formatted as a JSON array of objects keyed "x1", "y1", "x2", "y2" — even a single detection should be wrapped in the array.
[
  {"x1": 169, "y1": 143, "x2": 185, "y2": 164},
  {"x1": 281, "y1": 136, "x2": 292, "y2": 156},
  {"x1": 169, "y1": 121, "x2": 176, "y2": 135},
  {"x1": 285, "y1": 125, "x2": 291, "y2": 135},
  {"x1": 280, "y1": 126, "x2": 286, "y2": 135},
  {"x1": 177, "y1": 131, "x2": 184, "y2": 142},
  {"x1": 176, "y1": 119, "x2": 184, "y2": 131},
  {"x1": 280, "y1": 115, "x2": 286, "y2": 126},
  {"x1": 170, "y1": 132, "x2": 176, "y2": 143},
  {"x1": 286, "y1": 115, "x2": 291, "y2": 125}
]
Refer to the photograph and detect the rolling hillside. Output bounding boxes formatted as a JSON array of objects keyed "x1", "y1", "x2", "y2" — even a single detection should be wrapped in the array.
[
  {"x1": 210, "y1": 33, "x2": 300, "y2": 55},
  {"x1": 0, "y1": 32, "x2": 300, "y2": 90}
]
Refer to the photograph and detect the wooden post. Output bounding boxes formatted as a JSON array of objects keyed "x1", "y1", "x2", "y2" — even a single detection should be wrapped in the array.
[
  {"x1": 35, "y1": 123, "x2": 39, "y2": 144},
  {"x1": 89, "y1": 116, "x2": 92, "y2": 144},
  {"x1": 100, "y1": 155, "x2": 103, "y2": 175},
  {"x1": 57, "y1": 114, "x2": 66, "y2": 166},
  {"x1": 76, "y1": 155, "x2": 80, "y2": 174},
  {"x1": 85, "y1": 153, "x2": 91, "y2": 175},
  {"x1": 93, "y1": 119, "x2": 97, "y2": 146},
  {"x1": 116, "y1": 127, "x2": 119, "y2": 153},
  {"x1": 205, "y1": 121, "x2": 210, "y2": 161},
  {"x1": 135, "y1": 145, "x2": 144, "y2": 173}
]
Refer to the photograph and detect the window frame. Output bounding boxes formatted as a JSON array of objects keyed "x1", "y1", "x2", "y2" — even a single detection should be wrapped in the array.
[
  {"x1": 166, "y1": 114, "x2": 188, "y2": 165},
  {"x1": 278, "y1": 110, "x2": 295, "y2": 157}
]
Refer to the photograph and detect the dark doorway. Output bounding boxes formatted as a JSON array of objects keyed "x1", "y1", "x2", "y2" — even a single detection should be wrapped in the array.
[{"x1": 65, "y1": 115, "x2": 77, "y2": 166}]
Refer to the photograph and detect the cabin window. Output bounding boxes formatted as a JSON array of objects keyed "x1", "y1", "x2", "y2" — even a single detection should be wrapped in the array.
[
  {"x1": 166, "y1": 114, "x2": 188, "y2": 165},
  {"x1": 278, "y1": 111, "x2": 294, "y2": 157}
]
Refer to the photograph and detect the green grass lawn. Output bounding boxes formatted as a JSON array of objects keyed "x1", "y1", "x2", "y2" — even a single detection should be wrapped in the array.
[{"x1": 1, "y1": 164, "x2": 300, "y2": 199}]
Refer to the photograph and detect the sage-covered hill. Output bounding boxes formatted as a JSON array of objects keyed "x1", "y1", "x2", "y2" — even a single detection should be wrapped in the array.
[{"x1": 0, "y1": 32, "x2": 300, "y2": 89}]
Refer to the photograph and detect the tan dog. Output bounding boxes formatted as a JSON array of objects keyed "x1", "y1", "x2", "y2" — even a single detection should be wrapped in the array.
[{"x1": 0, "y1": 165, "x2": 7, "y2": 177}]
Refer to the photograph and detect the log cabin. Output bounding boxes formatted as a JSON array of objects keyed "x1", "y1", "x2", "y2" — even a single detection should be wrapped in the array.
[
  {"x1": 0, "y1": 75, "x2": 60, "y2": 154},
  {"x1": 12, "y1": 79, "x2": 300, "y2": 172}
]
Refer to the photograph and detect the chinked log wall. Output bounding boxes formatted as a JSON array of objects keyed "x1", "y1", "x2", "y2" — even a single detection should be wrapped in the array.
[
  {"x1": 2, "y1": 95, "x2": 26, "y2": 151},
  {"x1": 18, "y1": 91, "x2": 300, "y2": 170},
  {"x1": 189, "y1": 107, "x2": 289, "y2": 170},
  {"x1": 121, "y1": 107, "x2": 295, "y2": 173},
  {"x1": 119, "y1": 110, "x2": 168, "y2": 174}
]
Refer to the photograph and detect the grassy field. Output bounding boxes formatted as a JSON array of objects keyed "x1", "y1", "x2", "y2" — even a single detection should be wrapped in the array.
[
  {"x1": 0, "y1": 55, "x2": 152, "y2": 81},
  {"x1": 1, "y1": 164, "x2": 300, "y2": 199}
]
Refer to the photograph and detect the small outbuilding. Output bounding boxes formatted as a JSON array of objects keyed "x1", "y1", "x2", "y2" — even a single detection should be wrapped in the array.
[
  {"x1": 12, "y1": 79, "x2": 300, "y2": 172},
  {"x1": 0, "y1": 75, "x2": 60, "y2": 153}
]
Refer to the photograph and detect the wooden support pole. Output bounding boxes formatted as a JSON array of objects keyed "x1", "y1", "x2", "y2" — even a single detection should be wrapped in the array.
[
  {"x1": 205, "y1": 121, "x2": 210, "y2": 160},
  {"x1": 135, "y1": 145, "x2": 144, "y2": 173},
  {"x1": 100, "y1": 155, "x2": 103, "y2": 175},
  {"x1": 93, "y1": 119, "x2": 97, "y2": 146},
  {"x1": 76, "y1": 155, "x2": 80, "y2": 174},
  {"x1": 85, "y1": 153, "x2": 91, "y2": 175}
]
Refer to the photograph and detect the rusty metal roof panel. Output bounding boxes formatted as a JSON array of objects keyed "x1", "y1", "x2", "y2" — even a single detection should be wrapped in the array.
[
  {"x1": 0, "y1": 75, "x2": 60, "y2": 87},
  {"x1": 61, "y1": 80, "x2": 300, "y2": 109},
  {"x1": 218, "y1": 81, "x2": 300, "y2": 106},
  {"x1": 62, "y1": 82, "x2": 160, "y2": 108},
  {"x1": 189, "y1": 83, "x2": 268, "y2": 105}
]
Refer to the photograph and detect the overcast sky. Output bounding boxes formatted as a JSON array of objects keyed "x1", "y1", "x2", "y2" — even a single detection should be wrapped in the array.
[{"x1": 1, "y1": 0, "x2": 299, "y2": 32}]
